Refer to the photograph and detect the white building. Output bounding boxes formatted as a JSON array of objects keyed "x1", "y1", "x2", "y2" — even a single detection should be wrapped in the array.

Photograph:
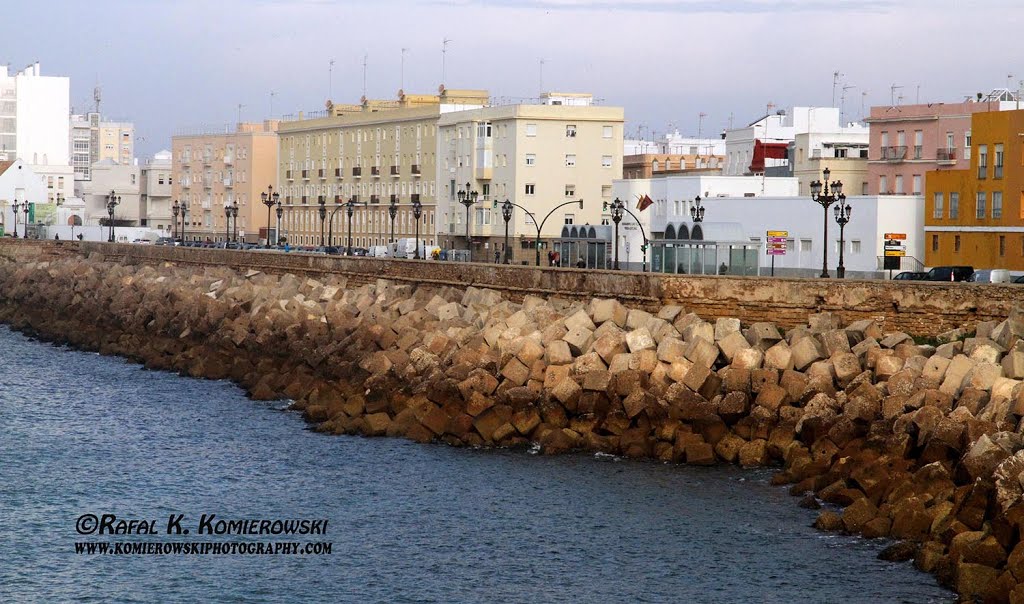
[
  {"x1": 70, "y1": 113, "x2": 136, "y2": 180},
  {"x1": 724, "y1": 107, "x2": 868, "y2": 178},
  {"x1": 0, "y1": 159, "x2": 48, "y2": 236},
  {"x1": 140, "y1": 150, "x2": 173, "y2": 234},
  {"x1": 76, "y1": 159, "x2": 142, "y2": 228},
  {"x1": 613, "y1": 174, "x2": 923, "y2": 278},
  {"x1": 625, "y1": 131, "x2": 726, "y2": 156},
  {"x1": 0, "y1": 62, "x2": 73, "y2": 204}
]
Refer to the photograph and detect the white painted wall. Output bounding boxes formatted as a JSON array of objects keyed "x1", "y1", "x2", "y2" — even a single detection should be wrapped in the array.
[{"x1": 0, "y1": 159, "x2": 49, "y2": 234}]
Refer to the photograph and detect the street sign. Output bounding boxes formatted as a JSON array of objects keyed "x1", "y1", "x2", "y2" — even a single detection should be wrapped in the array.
[
  {"x1": 767, "y1": 230, "x2": 788, "y2": 237},
  {"x1": 767, "y1": 249, "x2": 786, "y2": 256},
  {"x1": 884, "y1": 250, "x2": 906, "y2": 257},
  {"x1": 884, "y1": 233, "x2": 907, "y2": 240}
]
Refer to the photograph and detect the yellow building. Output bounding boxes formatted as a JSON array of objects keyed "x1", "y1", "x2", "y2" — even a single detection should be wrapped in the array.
[
  {"x1": 276, "y1": 89, "x2": 487, "y2": 249},
  {"x1": 924, "y1": 109, "x2": 1024, "y2": 269},
  {"x1": 172, "y1": 121, "x2": 279, "y2": 243}
]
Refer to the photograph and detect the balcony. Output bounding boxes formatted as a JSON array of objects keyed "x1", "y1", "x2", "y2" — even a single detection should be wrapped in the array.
[
  {"x1": 411, "y1": 194, "x2": 421, "y2": 203},
  {"x1": 411, "y1": 164, "x2": 421, "y2": 176},
  {"x1": 202, "y1": 154, "x2": 212, "y2": 165},
  {"x1": 223, "y1": 177, "x2": 233, "y2": 187},
  {"x1": 286, "y1": 170, "x2": 293, "y2": 180},
  {"x1": 476, "y1": 166, "x2": 493, "y2": 180},
  {"x1": 318, "y1": 169, "x2": 325, "y2": 179},
  {"x1": 390, "y1": 166, "x2": 400, "y2": 176},
  {"x1": 301, "y1": 169, "x2": 309, "y2": 179},
  {"x1": 352, "y1": 167, "x2": 362, "y2": 177},
  {"x1": 371, "y1": 166, "x2": 380, "y2": 177},
  {"x1": 223, "y1": 155, "x2": 233, "y2": 165},
  {"x1": 334, "y1": 168, "x2": 342, "y2": 178},
  {"x1": 370, "y1": 195, "x2": 380, "y2": 204},
  {"x1": 301, "y1": 195, "x2": 308, "y2": 204},
  {"x1": 936, "y1": 148, "x2": 957, "y2": 165},
  {"x1": 334, "y1": 195, "x2": 344, "y2": 204},
  {"x1": 881, "y1": 146, "x2": 907, "y2": 161}
]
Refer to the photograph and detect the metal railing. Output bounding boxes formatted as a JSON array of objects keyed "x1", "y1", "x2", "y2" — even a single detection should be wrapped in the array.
[
  {"x1": 936, "y1": 148, "x2": 957, "y2": 162},
  {"x1": 881, "y1": 146, "x2": 907, "y2": 161}
]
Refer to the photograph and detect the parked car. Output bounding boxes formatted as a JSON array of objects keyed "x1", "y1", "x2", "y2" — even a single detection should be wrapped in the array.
[
  {"x1": 967, "y1": 269, "x2": 1012, "y2": 284},
  {"x1": 923, "y1": 266, "x2": 975, "y2": 282},
  {"x1": 155, "y1": 237, "x2": 175, "y2": 246},
  {"x1": 892, "y1": 271, "x2": 927, "y2": 281},
  {"x1": 1013, "y1": 275, "x2": 1024, "y2": 284}
]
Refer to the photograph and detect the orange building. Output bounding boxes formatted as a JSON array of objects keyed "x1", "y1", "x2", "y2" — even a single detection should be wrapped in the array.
[{"x1": 924, "y1": 109, "x2": 1024, "y2": 269}]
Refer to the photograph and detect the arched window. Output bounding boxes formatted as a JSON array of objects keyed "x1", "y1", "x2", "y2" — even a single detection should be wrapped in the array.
[
  {"x1": 587, "y1": 226, "x2": 597, "y2": 238},
  {"x1": 678, "y1": 224, "x2": 690, "y2": 240},
  {"x1": 691, "y1": 225, "x2": 703, "y2": 240},
  {"x1": 665, "y1": 224, "x2": 676, "y2": 240},
  {"x1": 652, "y1": 159, "x2": 660, "y2": 172}
]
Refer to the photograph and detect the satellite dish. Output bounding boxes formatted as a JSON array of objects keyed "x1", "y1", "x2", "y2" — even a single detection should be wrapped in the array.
[
  {"x1": 360, "y1": 95, "x2": 368, "y2": 104},
  {"x1": 438, "y1": 84, "x2": 446, "y2": 94},
  {"x1": 325, "y1": 99, "x2": 333, "y2": 110},
  {"x1": 397, "y1": 88, "x2": 405, "y2": 99}
]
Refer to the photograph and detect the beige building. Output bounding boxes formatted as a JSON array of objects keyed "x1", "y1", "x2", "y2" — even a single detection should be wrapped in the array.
[
  {"x1": 78, "y1": 159, "x2": 141, "y2": 231},
  {"x1": 70, "y1": 113, "x2": 134, "y2": 180},
  {"x1": 172, "y1": 121, "x2": 278, "y2": 242},
  {"x1": 791, "y1": 131, "x2": 869, "y2": 196},
  {"x1": 622, "y1": 153, "x2": 722, "y2": 179},
  {"x1": 438, "y1": 93, "x2": 624, "y2": 263},
  {"x1": 275, "y1": 89, "x2": 487, "y2": 248}
]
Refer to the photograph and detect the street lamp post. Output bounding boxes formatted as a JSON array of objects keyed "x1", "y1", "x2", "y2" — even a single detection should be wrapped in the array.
[
  {"x1": 11, "y1": 198, "x2": 23, "y2": 238},
  {"x1": 691, "y1": 195, "x2": 706, "y2": 222},
  {"x1": 230, "y1": 200, "x2": 239, "y2": 242},
  {"x1": 834, "y1": 199, "x2": 853, "y2": 279},
  {"x1": 493, "y1": 198, "x2": 584, "y2": 266},
  {"x1": 260, "y1": 185, "x2": 280, "y2": 247},
  {"x1": 106, "y1": 190, "x2": 120, "y2": 243},
  {"x1": 179, "y1": 200, "x2": 190, "y2": 242},
  {"x1": 346, "y1": 196, "x2": 361, "y2": 255},
  {"x1": 172, "y1": 200, "x2": 180, "y2": 242},
  {"x1": 388, "y1": 195, "x2": 398, "y2": 244},
  {"x1": 317, "y1": 195, "x2": 327, "y2": 246},
  {"x1": 603, "y1": 198, "x2": 651, "y2": 273},
  {"x1": 327, "y1": 196, "x2": 343, "y2": 247},
  {"x1": 500, "y1": 198, "x2": 513, "y2": 264},
  {"x1": 275, "y1": 200, "x2": 283, "y2": 246},
  {"x1": 456, "y1": 182, "x2": 479, "y2": 260},
  {"x1": 412, "y1": 196, "x2": 423, "y2": 259},
  {"x1": 608, "y1": 198, "x2": 624, "y2": 270},
  {"x1": 223, "y1": 204, "x2": 232, "y2": 243},
  {"x1": 810, "y1": 167, "x2": 845, "y2": 279}
]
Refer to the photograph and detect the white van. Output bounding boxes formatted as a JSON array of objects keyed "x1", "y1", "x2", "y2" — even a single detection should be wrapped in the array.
[{"x1": 967, "y1": 269, "x2": 1012, "y2": 283}]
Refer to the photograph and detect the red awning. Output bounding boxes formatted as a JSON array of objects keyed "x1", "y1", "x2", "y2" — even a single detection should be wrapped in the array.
[{"x1": 749, "y1": 139, "x2": 788, "y2": 173}]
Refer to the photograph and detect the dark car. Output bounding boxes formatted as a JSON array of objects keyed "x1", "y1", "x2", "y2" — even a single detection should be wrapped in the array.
[
  {"x1": 923, "y1": 266, "x2": 975, "y2": 282},
  {"x1": 892, "y1": 271, "x2": 927, "y2": 281},
  {"x1": 1013, "y1": 275, "x2": 1024, "y2": 284}
]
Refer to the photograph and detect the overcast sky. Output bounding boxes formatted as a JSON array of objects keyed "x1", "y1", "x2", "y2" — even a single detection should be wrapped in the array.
[{"x1": 6, "y1": 0, "x2": 1023, "y2": 157}]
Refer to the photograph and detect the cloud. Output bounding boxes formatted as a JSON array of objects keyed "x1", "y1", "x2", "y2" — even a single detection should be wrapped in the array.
[{"x1": 430, "y1": 0, "x2": 897, "y2": 13}]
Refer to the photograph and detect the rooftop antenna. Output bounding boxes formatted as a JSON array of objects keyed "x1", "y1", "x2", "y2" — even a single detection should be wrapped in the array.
[
  {"x1": 362, "y1": 54, "x2": 368, "y2": 99},
  {"x1": 93, "y1": 85, "x2": 101, "y2": 115},
  {"x1": 236, "y1": 103, "x2": 245, "y2": 124},
  {"x1": 1008, "y1": 73, "x2": 1015, "y2": 91},
  {"x1": 915, "y1": 84, "x2": 921, "y2": 104},
  {"x1": 539, "y1": 59, "x2": 546, "y2": 96},
  {"x1": 728, "y1": 112, "x2": 734, "y2": 130},
  {"x1": 698, "y1": 112, "x2": 707, "y2": 139},
  {"x1": 441, "y1": 38, "x2": 452, "y2": 87},
  {"x1": 890, "y1": 84, "x2": 904, "y2": 107},
  {"x1": 328, "y1": 59, "x2": 335, "y2": 100},
  {"x1": 400, "y1": 48, "x2": 408, "y2": 92},
  {"x1": 832, "y1": 71, "x2": 844, "y2": 107},
  {"x1": 861, "y1": 90, "x2": 868, "y2": 121},
  {"x1": 269, "y1": 91, "x2": 276, "y2": 117},
  {"x1": 840, "y1": 84, "x2": 855, "y2": 124}
]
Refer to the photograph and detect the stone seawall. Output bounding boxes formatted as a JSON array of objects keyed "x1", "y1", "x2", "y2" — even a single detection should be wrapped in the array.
[
  {"x1": 5, "y1": 250, "x2": 1024, "y2": 601},
  {"x1": 0, "y1": 239, "x2": 1020, "y2": 337}
]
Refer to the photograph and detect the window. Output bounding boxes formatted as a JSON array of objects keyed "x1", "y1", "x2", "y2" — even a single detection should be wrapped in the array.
[
  {"x1": 564, "y1": 214, "x2": 574, "y2": 225},
  {"x1": 946, "y1": 132, "x2": 955, "y2": 150},
  {"x1": 601, "y1": 185, "x2": 611, "y2": 198},
  {"x1": 914, "y1": 130, "x2": 923, "y2": 159},
  {"x1": 1000, "y1": 235, "x2": 1006, "y2": 256},
  {"x1": 897, "y1": 130, "x2": 906, "y2": 146},
  {"x1": 895, "y1": 174, "x2": 904, "y2": 194},
  {"x1": 879, "y1": 175, "x2": 887, "y2": 193},
  {"x1": 995, "y1": 144, "x2": 1004, "y2": 179},
  {"x1": 955, "y1": 235, "x2": 961, "y2": 252},
  {"x1": 602, "y1": 126, "x2": 613, "y2": 139},
  {"x1": 565, "y1": 125, "x2": 577, "y2": 138},
  {"x1": 993, "y1": 191, "x2": 1003, "y2": 218},
  {"x1": 976, "y1": 191, "x2": 986, "y2": 219},
  {"x1": 601, "y1": 155, "x2": 612, "y2": 168},
  {"x1": 881, "y1": 131, "x2": 889, "y2": 147},
  {"x1": 950, "y1": 192, "x2": 959, "y2": 219},
  {"x1": 525, "y1": 183, "x2": 535, "y2": 195},
  {"x1": 851, "y1": 240, "x2": 862, "y2": 255},
  {"x1": 861, "y1": 182, "x2": 868, "y2": 195},
  {"x1": 800, "y1": 239, "x2": 812, "y2": 252},
  {"x1": 130, "y1": 173, "x2": 136, "y2": 184},
  {"x1": 912, "y1": 175, "x2": 921, "y2": 195},
  {"x1": 933, "y1": 192, "x2": 944, "y2": 219},
  {"x1": 932, "y1": 234, "x2": 939, "y2": 252},
  {"x1": 565, "y1": 154, "x2": 576, "y2": 167},
  {"x1": 978, "y1": 144, "x2": 988, "y2": 179},
  {"x1": 965, "y1": 131, "x2": 972, "y2": 159},
  {"x1": 525, "y1": 153, "x2": 536, "y2": 166},
  {"x1": 525, "y1": 124, "x2": 537, "y2": 137},
  {"x1": 564, "y1": 185, "x2": 575, "y2": 198}
]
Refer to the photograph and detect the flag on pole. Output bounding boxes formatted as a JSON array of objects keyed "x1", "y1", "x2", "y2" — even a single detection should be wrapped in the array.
[{"x1": 636, "y1": 194, "x2": 653, "y2": 212}]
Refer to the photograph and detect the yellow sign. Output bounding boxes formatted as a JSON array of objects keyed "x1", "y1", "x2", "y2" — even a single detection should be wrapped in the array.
[
  {"x1": 884, "y1": 250, "x2": 906, "y2": 257},
  {"x1": 766, "y1": 230, "x2": 788, "y2": 237}
]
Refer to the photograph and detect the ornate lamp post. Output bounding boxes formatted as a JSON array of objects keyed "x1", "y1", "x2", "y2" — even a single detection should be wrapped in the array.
[
  {"x1": 172, "y1": 200, "x2": 180, "y2": 242},
  {"x1": 388, "y1": 195, "x2": 398, "y2": 244},
  {"x1": 11, "y1": 197, "x2": 24, "y2": 238},
  {"x1": 179, "y1": 200, "x2": 190, "y2": 242},
  {"x1": 275, "y1": 199, "x2": 284, "y2": 246},
  {"x1": 345, "y1": 196, "x2": 360, "y2": 255},
  {"x1": 809, "y1": 167, "x2": 845, "y2": 279},
  {"x1": 833, "y1": 199, "x2": 853, "y2": 279},
  {"x1": 260, "y1": 185, "x2": 279, "y2": 247},
  {"x1": 691, "y1": 195, "x2": 706, "y2": 222},
  {"x1": 499, "y1": 198, "x2": 513, "y2": 264},
  {"x1": 607, "y1": 197, "x2": 624, "y2": 270},
  {"x1": 456, "y1": 182, "x2": 478, "y2": 259},
  {"x1": 23, "y1": 200, "x2": 30, "y2": 238},
  {"x1": 230, "y1": 200, "x2": 239, "y2": 242},
  {"x1": 223, "y1": 203, "x2": 232, "y2": 243},
  {"x1": 412, "y1": 196, "x2": 423, "y2": 259},
  {"x1": 106, "y1": 190, "x2": 121, "y2": 243},
  {"x1": 327, "y1": 195, "x2": 343, "y2": 247},
  {"x1": 317, "y1": 195, "x2": 327, "y2": 246}
]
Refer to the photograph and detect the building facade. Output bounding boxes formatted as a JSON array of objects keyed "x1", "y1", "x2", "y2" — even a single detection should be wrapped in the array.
[
  {"x1": 273, "y1": 90, "x2": 485, "y2": 249},
  {"x1": 141, "y1": 150, "x2": 173, "y2": 234},
  {"x1": 866, "y1": 94, "x2": 1017, "y2": 196},
  {"x1": 0, "y1": 159, "x2": 48, "y2": 236},
  {"x1": 622, "y1": 153, "x2": 722, "y2": 179},
  {"x1": 77, "y1": 159, "x2": 141, "y2": 232},
  {"x1": 925, "y1": 108, "x2": 1024, "y2": 270},
  {"x1": 172, "y1": 121, "x2": 278, "y2": 243},
  {"x1": 792, "y1": 131, "x2": 869, "y2": 196},
  {"x1": 70, "y1": 113, "x2": 135, "y2": 180},
  {"x1": 0, "y1": 62, "x2": 73, "y2": 205},
  {"x1": 437, "y1": 92, "x2": 624, "y2": 263}
]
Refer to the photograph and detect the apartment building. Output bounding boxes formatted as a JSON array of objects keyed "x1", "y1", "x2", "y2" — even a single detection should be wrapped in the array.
[
  {"x1": 437, "y1": 92, "x2": 624, "y2": 263},
  {"x1": 140, "y1": 150, "x2": 173, "y2": 233},
  {"x1": 924, "y1": 108, "x2": 1024, "y2": 270},
  {"x1": 866, "y1": 92, "x2": 1017, "y2": 196},
  {"x1": 70, "y1": 113, "x2": 135, "y2": 180},
  {"x1": 791, "y1": 130, "x2": 869, "y2": 196},
  {"x1": 171, "y1": 121, "x2": 278, "y2": 243},
  {"x1": 274, "y1": 89, "x2": 486, "y2": 248}
]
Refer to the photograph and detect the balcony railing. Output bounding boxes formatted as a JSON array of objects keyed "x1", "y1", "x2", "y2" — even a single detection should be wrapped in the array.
[
  {"x1": 334, "y1": 168, "x2": 342, "y2": 178},
  {"x1": 995, "y1": 165, "x2": 1003, "y2": 179},
  {"x1": 352, "y1": 167, "x2": 362, "y2": 177},
  {"x1": 936, "y1": 148, "x2": 957, "y2": 164},
  {"x1": 881, "y1": 146, "x2": 907, "y2": 161},
  {"x1": 371, "y1": 166, "x2": 380, "y2": 177},
  {"x1": 318, "y1": 169, "x2": 325, "y2": 179},
  {"x1": 411, "y1": 194, "x2": 421, "y2": 203},
  {"x1": 301, "y1": 169, "x2": 309, "y2": 179},
  {"x1": 223, "y1": 177, "x2": 233, "y2": 187},
  {"x1": 370, "y1": 195, "x2": 380, "y2": 204},
  {"x1": 286, "y1": 170, "x2": 293, "y2": 180},
  {"x1": 301, "y1": 196, "x2": 308, "y2": 204},
  {"x1": 411, "y1": 164, "x2": 421, "y2": 175},
  {"x1": 334, "y1": 195, "x2": 344, "y2": 204},
  {"x1": 390, "y1": 166, "x2": 400, "y2": 176}
]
